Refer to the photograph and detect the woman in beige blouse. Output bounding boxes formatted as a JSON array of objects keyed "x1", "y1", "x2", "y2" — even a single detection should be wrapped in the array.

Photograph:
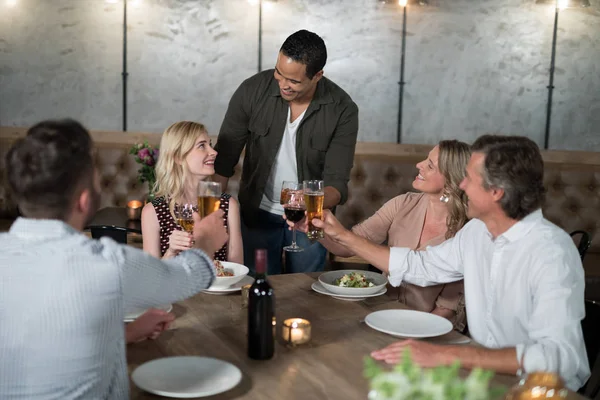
[{"x1": 320, "y1": 140, "x2": 471, "y2": 330}]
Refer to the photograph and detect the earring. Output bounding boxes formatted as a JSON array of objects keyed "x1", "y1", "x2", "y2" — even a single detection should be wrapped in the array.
[{"x1": 439, "y1": 194, "x2": 449, "y2": 203}]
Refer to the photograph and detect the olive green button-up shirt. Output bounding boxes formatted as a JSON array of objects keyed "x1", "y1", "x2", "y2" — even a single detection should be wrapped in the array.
[{"x1": 214, "y1": 69, "x2": 359, "y2": 226}]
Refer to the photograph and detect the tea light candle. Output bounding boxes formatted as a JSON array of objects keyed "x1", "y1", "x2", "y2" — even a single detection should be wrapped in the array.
[
  {"x1": 282, "y1": 318, "x2": 311, "y2": 345},
  {"x1": 126, "y1": 200, "x2": 143, "y2": 220}
]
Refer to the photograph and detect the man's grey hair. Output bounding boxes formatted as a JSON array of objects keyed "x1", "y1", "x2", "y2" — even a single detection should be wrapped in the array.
[{"x1": 471, "y1": 135, "x2": 546, "y2": 220}]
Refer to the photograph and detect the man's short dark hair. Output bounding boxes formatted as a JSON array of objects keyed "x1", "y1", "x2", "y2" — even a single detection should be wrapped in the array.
[
  {"x1": 280, "y1": 29, "x2": 327, "y2": 79},
  {"x1": 472, "y1": 135, "x2": 546, "y2": 220},
  {"x1": 5, "y1": 119, "x2": 94, "y2": 220}
]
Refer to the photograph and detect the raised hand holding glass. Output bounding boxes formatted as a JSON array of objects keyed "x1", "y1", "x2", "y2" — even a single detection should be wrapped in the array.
[
  {"x1": 174, "y1": 203, "x2": 195, "y2": 233},
  {"x1": 283, "y1": 182, "x2": 305, "y2": 253}
]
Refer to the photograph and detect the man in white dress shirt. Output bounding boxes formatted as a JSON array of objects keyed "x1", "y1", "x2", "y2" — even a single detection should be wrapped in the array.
[
  {"x1": 0, "y1": 119, "x2": 228, "y2": 399},
  {"x1": 311, "y1": 135, "x2": 589, "y2": 390}
]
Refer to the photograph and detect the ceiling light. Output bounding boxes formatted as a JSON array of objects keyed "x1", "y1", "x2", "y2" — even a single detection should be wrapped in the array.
[{"x1": 535, "y1": 0, "x2": 590, "y2": 8}]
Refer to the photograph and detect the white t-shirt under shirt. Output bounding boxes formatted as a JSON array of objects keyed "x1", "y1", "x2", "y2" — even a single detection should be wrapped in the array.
[{"x1": 259, "y1": 107, "x2": 306, "y2": 215}]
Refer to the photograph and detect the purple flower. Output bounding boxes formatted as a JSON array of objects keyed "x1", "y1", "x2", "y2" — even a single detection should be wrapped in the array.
[
  {"x1": 137, "y1": 148, "x2": 150, "y2": 160},
  {"x1": 144, "y1": 156, "x2": 155, "y2": 166},
  {"x1": 153, "y1": 148, "x2": 159, "y2": 159}
]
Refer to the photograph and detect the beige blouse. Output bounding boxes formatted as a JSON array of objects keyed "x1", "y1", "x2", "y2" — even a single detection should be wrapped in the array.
[{"x1": 352, "y1": 192, "x2": 466, "y2": 330}]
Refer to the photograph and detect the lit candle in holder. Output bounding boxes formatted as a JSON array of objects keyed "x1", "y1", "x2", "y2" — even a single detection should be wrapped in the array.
[
  {"x1": 282, "y1": 318, "x2": 311, "y2": 346},
  {"x1": 126, "y1": 200, "x2": 143, "y2": 220}
]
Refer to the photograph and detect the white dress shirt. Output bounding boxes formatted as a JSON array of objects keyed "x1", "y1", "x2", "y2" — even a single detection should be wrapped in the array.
[
  {"x1": 0, "y1": 218, "x2": 215, "y2": 399},
  {"x1": 388, "y1": 209, "x2": 590, "y2": 390}
]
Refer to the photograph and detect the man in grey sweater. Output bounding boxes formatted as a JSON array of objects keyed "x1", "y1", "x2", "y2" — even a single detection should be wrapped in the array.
[{"x1": 0, "y1": 119, "x2": 228, "y2": 399}]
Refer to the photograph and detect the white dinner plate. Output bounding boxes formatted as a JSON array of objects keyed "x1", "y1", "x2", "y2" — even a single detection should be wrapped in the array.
[
  {"x1": 124, "y1": 304, "x2": 173, "y2": 322},
  {"x1": 132, "y1": 356, "x2": 242, "y2": 398},
  {"x1": 365, "y1": 309, "x2": 453, "y2": 338},
  {"x1": 311, "y1": 281, "x2": 387, "y2": 301},
  {"x1": 202, "y1": 275, "x2": 254, "y2": 295}
]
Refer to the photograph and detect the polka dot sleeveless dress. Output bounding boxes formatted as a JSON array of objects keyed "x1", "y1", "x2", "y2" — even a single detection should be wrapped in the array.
[{"x1": 152, "y1": 194, "x2": 231, "y2": 260}]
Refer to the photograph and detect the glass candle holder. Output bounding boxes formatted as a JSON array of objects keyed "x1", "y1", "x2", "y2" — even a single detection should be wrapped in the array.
[
  {"x1": 282, "y1": 318, "x2": 311, "y2": 346},
  {"x1": 126, "y1": 200, "x2": 143, "y2": 220}
]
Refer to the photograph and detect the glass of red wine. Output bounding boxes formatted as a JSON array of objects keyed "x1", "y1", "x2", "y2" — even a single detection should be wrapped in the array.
[{"x1": 283, "y1": 183, "x2": 306, "y2": 253}]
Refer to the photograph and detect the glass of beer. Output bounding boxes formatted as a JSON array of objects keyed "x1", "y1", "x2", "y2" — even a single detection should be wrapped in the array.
[
  {"x1": 303, "y1": 180, "x2": 325, "y2": 240},
  {"x1": 283, "y1": 183, "x2": 305, "y2": 253},
  {"x1": 197, "y1": 181, "x2": 221, "y2": 218},
  {"x1": 174, "y1": 203, "x2": 195, "y2": 233}
]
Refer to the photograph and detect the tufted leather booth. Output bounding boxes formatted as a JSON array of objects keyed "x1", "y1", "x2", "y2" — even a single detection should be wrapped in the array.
[
  {"x1": 338, "y1": 153, "x2": 600, "y2": 245},
  {"x1": 1, "y1": 128, "x2": 599, "y2": 284},
  {"x1": 336, "y1": 153, "x2": 424, "y2": 229}
]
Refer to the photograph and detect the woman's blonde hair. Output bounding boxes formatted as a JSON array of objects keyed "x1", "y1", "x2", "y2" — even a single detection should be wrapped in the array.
[
  {"x1": 438, "y1": 140, "x2": 471, "y2": 239},
  {"x1": 154, "y1": 121, "x2": 208, "y2": 213}
]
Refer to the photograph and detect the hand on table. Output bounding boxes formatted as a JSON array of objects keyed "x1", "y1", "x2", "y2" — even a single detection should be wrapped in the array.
[
  {"x1": 371, "y1": 339, "x2": 454, "y2": 367},
  {"x1": 126, "y1": 308, "x2": 176, "y2": 343}
]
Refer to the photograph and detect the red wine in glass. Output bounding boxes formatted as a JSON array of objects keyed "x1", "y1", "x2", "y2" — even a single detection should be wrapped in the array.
[
  {"x1": 283, "y1": 188, "x2": 305, "y2": 252},
  {"x1": 284, "y1": 206, "x2": 305, "y2": 223}
]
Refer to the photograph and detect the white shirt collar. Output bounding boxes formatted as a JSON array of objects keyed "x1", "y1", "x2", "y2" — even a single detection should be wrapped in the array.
[
  {"x1": 500, "y1": 209, "x2": 543, "y2": 242},
  {"x1": 482, "y1": 209, "x2": 543, "y2": 243}
]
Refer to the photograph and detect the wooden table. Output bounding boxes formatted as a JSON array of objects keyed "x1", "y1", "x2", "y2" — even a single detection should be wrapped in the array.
[{"x1": 127, "y1": 273, "x2": 585, "y2": 399}]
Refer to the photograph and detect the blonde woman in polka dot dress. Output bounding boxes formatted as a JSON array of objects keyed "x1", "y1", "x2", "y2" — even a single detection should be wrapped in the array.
[{"x1": 141, "y1": 121, "x2": 243, "y2": 264}]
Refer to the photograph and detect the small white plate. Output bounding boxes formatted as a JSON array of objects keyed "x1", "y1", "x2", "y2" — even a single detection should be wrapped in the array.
[
  {"x1": 124, "y1": 304, "x2": 173, "y2": 322},
  {"x1": 132, "y1": 356, "x2": 242, "y2": 398},
  {"x1": 365, "y1": 309, "x2": 453, "y2": 338},
  {"x1": 202, "y1": 275, "x2": 254, "y2": 295},
  {"x1": 311, "y1": 281, "x2": 387, "y2": 301}
]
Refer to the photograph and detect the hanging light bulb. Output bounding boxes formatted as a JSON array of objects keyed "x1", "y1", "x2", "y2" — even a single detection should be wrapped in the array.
[
  {"x1": 248, "y1": 0, "x2": 277, "y2": 8},
  {"x1": 535, "y1": 0, "x2": 590, "y2": 7},
  {"x1": 380, "y1": 0, "x2": 428, "y2": 5}
]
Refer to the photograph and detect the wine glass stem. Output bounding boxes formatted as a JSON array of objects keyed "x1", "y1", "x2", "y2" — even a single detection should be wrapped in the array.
[{"x1": 292, "y1": 228, "x2": 297, "y2": 246}]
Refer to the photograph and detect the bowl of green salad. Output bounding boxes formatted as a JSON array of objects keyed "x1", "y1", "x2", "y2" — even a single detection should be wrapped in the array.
[{"x1": 318, "y1": 270, "x2": 388, "y2": 296}]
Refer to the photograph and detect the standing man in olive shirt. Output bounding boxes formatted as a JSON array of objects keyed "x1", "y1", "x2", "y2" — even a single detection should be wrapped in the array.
[{"x1": 214, "y1": 30, "x2": 359, "y2": 275}]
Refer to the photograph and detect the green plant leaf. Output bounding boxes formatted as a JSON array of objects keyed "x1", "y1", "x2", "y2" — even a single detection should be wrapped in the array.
[
  {"x1": 364, "y1": 356, "x2": 383, "y2": 380},
  {"x1": 366, "y1": 349, "x2": 501, "y2": 400}
]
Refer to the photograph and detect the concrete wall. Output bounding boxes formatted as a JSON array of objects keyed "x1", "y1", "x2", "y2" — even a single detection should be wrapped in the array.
[{"x1": 0, "y1": 0, "x2": 598, "y2": 149}]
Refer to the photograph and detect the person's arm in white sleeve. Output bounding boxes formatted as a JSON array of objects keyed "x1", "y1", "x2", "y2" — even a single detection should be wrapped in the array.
[
  {"x1": 387, "y1": 227, "x2": 466, "y2": 287},
  {"x1": 329, "y1": 216, "x2": 469, "y2": 287},
  {"x1": 515, "y1": 241, "x2": 590, "y2": 391}
]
